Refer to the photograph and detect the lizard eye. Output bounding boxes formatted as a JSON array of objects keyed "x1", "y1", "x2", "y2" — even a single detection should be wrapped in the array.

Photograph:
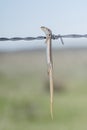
[{"x1": 49, "y1": 34, "x2": 51, "y2": 36}]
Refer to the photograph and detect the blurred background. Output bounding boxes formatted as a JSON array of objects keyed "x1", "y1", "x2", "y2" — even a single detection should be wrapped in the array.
[
  {"x1": 0, "y1": 48, "x2": 87, "y2": 130},
  {"x1": 0, "y1": 0, "x2": 87, "y2": 130}
]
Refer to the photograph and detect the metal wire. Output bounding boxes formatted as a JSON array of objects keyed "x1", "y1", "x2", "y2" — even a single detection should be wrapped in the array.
[
  {"x1": 0, "y1": 36, "x2": 46, "y2": 41},
  {"x1": 0, "y1": 34, "x2": 87, "y2": 43}
]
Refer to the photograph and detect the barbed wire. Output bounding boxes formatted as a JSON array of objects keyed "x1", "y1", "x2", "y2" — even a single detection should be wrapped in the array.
[
  {"x1": 0, "y1": 34, "x2": 87, "y2": 44},
  {"x1": 0, "y1": 34, "x2": 87, "y2": 41}
]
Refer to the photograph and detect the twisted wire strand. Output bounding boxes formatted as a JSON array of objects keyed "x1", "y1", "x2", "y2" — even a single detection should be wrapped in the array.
[{"x1": 0, "y1": 34, "x2": 87, "y2": 41}]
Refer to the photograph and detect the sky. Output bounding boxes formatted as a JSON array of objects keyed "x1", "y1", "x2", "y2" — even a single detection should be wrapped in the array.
[{"x1": 0, "y1": 0, "x2": 87, "y2": 51}]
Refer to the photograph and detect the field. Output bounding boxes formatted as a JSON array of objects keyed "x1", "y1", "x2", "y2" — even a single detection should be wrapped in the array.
[{"x1": 0, "y1": 47, "x2": 87, "y2": 130}]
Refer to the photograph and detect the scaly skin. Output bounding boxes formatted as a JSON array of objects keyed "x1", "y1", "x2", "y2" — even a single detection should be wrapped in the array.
[{"x1": 41, "y1": 26, "x2": 53, "y2": 119}]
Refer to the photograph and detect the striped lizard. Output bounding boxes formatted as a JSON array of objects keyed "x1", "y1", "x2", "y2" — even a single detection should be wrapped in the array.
[{"x1": 41, "y1": 26, "x2": 54, "y2": 119}]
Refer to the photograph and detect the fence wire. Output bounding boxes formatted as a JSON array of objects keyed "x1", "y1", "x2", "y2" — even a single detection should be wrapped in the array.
[{"x1": 0, "y1": 34, "x2": 87, "y2": 44}]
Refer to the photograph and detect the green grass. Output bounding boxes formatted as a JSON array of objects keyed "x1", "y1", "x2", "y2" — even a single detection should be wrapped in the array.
[{"x1": 0, "y1": 48, "x2": 87, "y2": 130}]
